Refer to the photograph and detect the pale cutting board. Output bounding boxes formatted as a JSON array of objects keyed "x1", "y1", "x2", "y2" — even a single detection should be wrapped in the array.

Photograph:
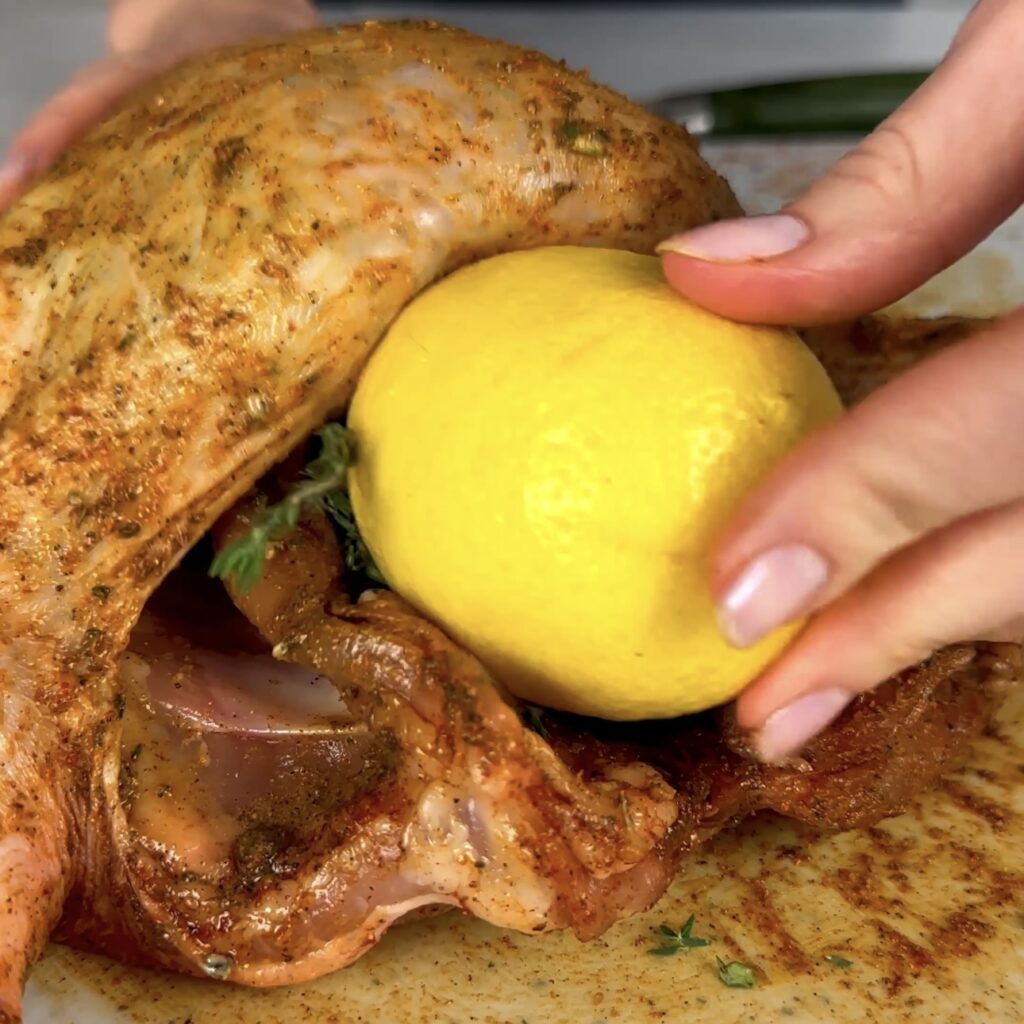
[{"x1": 24, "y1": 142, "x2": 1024, "y2": 1024}]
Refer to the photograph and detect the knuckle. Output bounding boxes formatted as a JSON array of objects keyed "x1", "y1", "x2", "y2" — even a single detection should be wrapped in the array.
[
  {"x1": 855, "y1": 465, "x2": 935, "y2": 546},
  {"x1": 828, "y1": 122, "x2": 927, "y2": 212},
  {"x1": 835, "y1": 396, "x2": 974, "y2": 557},
  {"x1": 833, "y1": 437, "x2": 939, "y2": 557},
  {"x1": 855, "y1": 601, "x2": 937, "y2": 681},
  {"x1": 879, "y1": 631, "x2": 938, "y2": 677}
]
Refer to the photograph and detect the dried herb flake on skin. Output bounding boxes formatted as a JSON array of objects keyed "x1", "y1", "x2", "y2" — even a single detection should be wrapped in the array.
[{"x1": 557, "y1": 120, "x2": 609, "y2": 157}]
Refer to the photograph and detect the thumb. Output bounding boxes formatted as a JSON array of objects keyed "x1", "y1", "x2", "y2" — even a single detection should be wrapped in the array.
[
  {"x1": 0, "y1": 54, "x2": 162, "y2": 210},
  {"x1": 659, "y1": 0, "x2": 1024, "y2": 325}
]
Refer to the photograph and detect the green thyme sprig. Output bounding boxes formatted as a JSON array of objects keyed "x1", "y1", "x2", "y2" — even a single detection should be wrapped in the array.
[
  {"x1": 647, "y1": 916, "x2": 758, "y2": 990},
  {"x1": 323, "y1": 483, "x2": 386, "y2": 586},
  {"x1": 521, "y1": 704, "x2": 550, "y2": 740},
  {"x1": 210, "y1": 423, "x2": 382, "y2": 593},
  {"x1": 648, "y1": 915, "x2": 712, "y2": 957}
]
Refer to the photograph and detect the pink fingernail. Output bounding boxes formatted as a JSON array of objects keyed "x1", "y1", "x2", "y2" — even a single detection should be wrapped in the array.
[
  {"x1": 657, "y1": 213, "x2": 810, "y2": 263},
  {"x1": 0, "y1": 153, "x2": 32, "y2": 194},
  {"x1": 717, "y1": 543, "x2": 829, "y2": 649},
  {"x1": 756, "y1": 688, "x2": 853, "y2": 763}
]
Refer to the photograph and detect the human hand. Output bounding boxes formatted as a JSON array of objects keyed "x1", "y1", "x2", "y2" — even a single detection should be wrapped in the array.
[
  {"x1": 657, "y1": 0, "x2": 1024, "y2": 762},
  {"x1": 0, "y1": 0, "x2": 318, "y2": 209}
]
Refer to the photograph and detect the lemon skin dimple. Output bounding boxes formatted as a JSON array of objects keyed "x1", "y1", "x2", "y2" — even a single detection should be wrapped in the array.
[{"x1": 347, "y1": 246, "x2": 842, "y2": 721}]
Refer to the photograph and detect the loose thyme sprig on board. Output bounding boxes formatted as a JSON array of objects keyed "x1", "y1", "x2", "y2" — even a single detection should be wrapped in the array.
[
  {"x1": 824, "y1": 954, "x2": 854, "y2": 969},
  {"x1": 647, "y1": 917, "x2": 758, "y2": 990},
  {"x1": 648, "y1": 915, "x2": 711, "y2": 957},
  {"x1": 209, "y1": 423, "x2": 383, "y2": 593},
  {"x1": 716, "y1": 957, "x2": 756, "y2": 989}
]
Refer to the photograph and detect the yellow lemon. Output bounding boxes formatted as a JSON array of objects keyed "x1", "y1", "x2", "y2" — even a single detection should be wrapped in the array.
[{"x1": 347, "y1": 247, "x2": 841, "y2": 720}]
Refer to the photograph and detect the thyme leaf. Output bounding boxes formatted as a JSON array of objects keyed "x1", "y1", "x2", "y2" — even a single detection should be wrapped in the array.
[
  {"x1": 648, "y1": 915, "x2": 711, "y2": 957},
  {"x1": 716, "y1": 957, "x2": 755, "y2": 989},
  {"x1": 824, "y1": 954, "x2": 854, "y2": 969},
  {"x1": 323, "y1": 486, "x2": 385, "y2": 585},
  {"x1": 556, "y1": 119, "x2": 610, "y2": 157},
  {"x1": 521, "y1": 704, "x2": 550, "y2": 740}
]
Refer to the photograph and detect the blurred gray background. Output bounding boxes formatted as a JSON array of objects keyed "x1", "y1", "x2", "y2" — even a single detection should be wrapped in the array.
[{"x1": 1, "y1": 1, "x2": 974, "y2": 149}]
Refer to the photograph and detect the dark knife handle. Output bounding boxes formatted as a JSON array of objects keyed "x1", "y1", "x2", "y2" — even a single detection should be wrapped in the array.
[{"x1": 654, "y1": 72, "x2": 930, "y2": 137}]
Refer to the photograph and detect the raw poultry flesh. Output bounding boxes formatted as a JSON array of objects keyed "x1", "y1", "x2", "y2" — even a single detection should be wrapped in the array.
[{"x1": 0, "y1": 21, "x2": 1017, "y2": 1023}]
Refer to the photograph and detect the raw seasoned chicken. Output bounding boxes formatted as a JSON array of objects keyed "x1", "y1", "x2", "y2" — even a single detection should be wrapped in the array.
[
  {"x1": 0, "y1": 20, "x2": 735, "y2": 1018},
  {"x1": 0, "y1": 20, "x2": 1016, "y2": 1023}
]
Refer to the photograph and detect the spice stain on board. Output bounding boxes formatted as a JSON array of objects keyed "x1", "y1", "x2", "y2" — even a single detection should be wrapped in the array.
[{"x1": 26, "y1": 688, "x2": 1024, "y2": 1024}]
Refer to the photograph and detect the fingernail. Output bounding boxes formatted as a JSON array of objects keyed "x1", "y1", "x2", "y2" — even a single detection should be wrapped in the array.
[
  {"x1": 657, "y1": 213, "x2": 810, "y2": 263},
  {"x1": 0, "y1": 152, "x2": 31, "y2": 194},
  {"x1": 717, "y1": 543, "x2": 829, "y2": 648},
  {"x1": 756, "y1": 687, "x2": 853, "y2": 763}
]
